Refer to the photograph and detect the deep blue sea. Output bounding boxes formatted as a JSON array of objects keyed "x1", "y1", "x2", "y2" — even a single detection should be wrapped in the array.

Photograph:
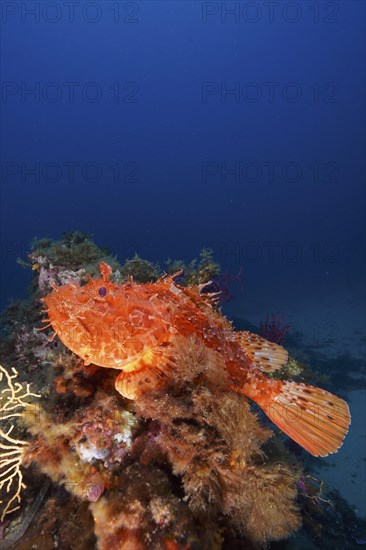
[{"x1": 0, "y1": 0, "x2": 365, "y2": 546}]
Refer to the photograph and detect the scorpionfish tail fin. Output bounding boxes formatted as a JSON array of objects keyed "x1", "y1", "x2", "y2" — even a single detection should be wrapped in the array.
[{"x1": 255, "y1": 381, "x2": 351, "y2": 457}]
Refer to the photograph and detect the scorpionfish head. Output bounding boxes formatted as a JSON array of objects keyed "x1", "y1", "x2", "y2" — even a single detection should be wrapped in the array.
[{"x1": 43, "y1": 262, "x2": 150, "y2": 369}]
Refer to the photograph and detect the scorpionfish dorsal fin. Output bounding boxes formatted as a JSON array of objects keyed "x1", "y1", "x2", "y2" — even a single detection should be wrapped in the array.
[{"x1": 237, "y1": 331, "x2": 288, "y2": 373}]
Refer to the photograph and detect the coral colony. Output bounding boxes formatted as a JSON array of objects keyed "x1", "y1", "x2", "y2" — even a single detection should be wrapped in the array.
[
  {"x1": 259, "y1": 313, "x2": 292, "y2": 346},
  {"x1": 0, "y1": 365, "x2": 39, "y2": 520},
  {"x1": 0, "y1": 232, "x2": 352, "y2": 549}
]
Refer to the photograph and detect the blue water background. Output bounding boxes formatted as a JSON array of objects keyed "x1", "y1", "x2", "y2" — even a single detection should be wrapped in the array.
[{"x1": 0, "y1": 1, "x2": 364, "y2": 314}]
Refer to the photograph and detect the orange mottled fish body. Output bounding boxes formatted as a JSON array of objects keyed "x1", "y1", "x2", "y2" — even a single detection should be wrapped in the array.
[{"x1": 43, "y1": 262, "x2": 350, "y2": 457}]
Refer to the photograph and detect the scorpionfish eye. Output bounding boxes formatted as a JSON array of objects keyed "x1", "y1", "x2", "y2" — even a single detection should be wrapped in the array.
[{"x1": 98, "y1": 287, "x2": 107, "y2": 297}]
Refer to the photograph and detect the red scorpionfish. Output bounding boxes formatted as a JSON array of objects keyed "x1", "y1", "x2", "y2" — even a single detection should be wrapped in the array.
[{"x1": 43, "y1": 262, "x2": 350, "y2": 457}]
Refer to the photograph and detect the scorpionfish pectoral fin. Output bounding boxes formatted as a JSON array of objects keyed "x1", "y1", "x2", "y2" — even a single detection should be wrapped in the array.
[
  {"x1": 115, "y1": 336, "x2": 226, "y2": 400},
  {"x1": 115, "y1": 345, "x2": 177, "y2": 400}
]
